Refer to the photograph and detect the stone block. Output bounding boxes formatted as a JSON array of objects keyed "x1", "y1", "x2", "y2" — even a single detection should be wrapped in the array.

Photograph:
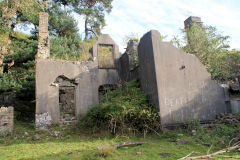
[
  {"x1": 0, "y1": 106, "x2": 14, "y2": 136},
  {"x1": 35, "y1": 112, "x2": 52, "y2": 130},
  {"x1": 184, "y1": 16, "x2": 203, "y2": 30}
]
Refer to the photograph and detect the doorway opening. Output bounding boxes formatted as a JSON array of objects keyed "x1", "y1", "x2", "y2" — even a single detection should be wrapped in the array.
[{"x1": 55, "y1": 75, "x2": 76, "y2": 125}]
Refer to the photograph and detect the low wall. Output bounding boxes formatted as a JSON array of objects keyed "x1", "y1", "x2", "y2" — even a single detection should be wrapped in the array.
[{"x1": 0, "y1": 107, "x2": 14, "y2": 136}]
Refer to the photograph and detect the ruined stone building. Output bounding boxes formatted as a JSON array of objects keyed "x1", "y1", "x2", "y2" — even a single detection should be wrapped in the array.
[{"x1": 35, "y1": 13, "x2": 228, "y2": 129}]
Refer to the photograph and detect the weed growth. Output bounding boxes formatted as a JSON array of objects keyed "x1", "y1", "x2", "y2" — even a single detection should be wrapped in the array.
[{"x1": 79, "y1": 80, "x2": 161, "y2": 135}]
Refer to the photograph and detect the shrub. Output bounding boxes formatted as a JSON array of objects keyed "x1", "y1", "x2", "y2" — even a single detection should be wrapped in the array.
[
  {"x1": 0, "y1": 73, "x2": 22, "y2": 92},
  {"x1": 50, "y1": 36, "x2": 82, "y2": 60},
  {"x1": 97, "y1": 145, "x2": 115, "y2": 158},
  {"x1": 79, "y1": 80, "x2": 161, "y2": 134},
  {"x1": 50, "y1": 36, "x2": 96, "y2": 61},
  {"x1": 171, "y1": 23, "x2": 240, "y2": 82}
]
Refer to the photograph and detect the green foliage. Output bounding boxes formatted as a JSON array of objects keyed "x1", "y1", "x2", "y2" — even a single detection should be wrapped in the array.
[
  {"x1": 2, "y1": 122, "x2": 240, "y2": 160},
  {"x1": 0, "y1": 66, "x2": 35, "y2": 100},
  {"x1": 51, "y1": 0, "x2": 113, "y2": 39},
  {"x1": 98, "y1": 45, "x2": 114, "y2": 68},
  {"x1": 78, "y1": 39, "x2": 96, "y2": 61},
  {"x1": 214, "y1": 125, "x2": 240, "y2": 139},
  {"x1": 209, "y1": 50, "x2": 240, "y2": 81},
  {"x1": 184, "y1": 23, "x2": 230, "y2": 64},
  {"x1": 5, "y1": 33, "x2": 37, "y2": 64},
  {"x1": 50, "y1": 36, "x2": 81, "y2": 60},
  {"x1": 16, "y1": 0, "x2": 46, "y2": 25},
  {"x1": 131, "y1": 50, "x2": 139, "y2": 68},
  {"x1": 97, "y1": 145, "x2": 116, "y2": 158},
  {"x1": 186, "y1": 119, "x2": 240, "y2": 146},
  {"x1": 48, "y1": 3, "x2": 79, "y2": 38},
  {"x1": 122, "y1": 33, "x2": 139, "y2": 47},
  {"x1": 50, "y1": 36, "x2": 96, "y2": 61},
  {"x1": 0, "y1": 0, "x2": 45, "y2": 42},
  {"x1": 79, "y1": 80, "x2": 161, "y2": 134},
  {"x1": 74, "y1": 0, "x2": 113, "y2": 39},
  {"x1": 1, "y1": 32, "x2": 36, "y2": 100},
  {"x1": 171, "y1": 23, "x2": 240, "y2": 82},
  {"x1": 0, "y1": 73, "x2": 22, "y2": 92}
]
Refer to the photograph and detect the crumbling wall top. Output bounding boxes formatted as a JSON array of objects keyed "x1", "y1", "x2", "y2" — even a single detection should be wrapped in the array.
[
  {"x1": 36, "y1": 12, "x2": 50, "y2": 59},
  {"x1": 184, "y1": 16, "x2": 203, "y2": 30}
]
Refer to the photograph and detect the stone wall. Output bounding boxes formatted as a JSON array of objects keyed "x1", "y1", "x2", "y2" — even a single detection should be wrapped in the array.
[
  {"x1": 92, "y1": 34, "x2": 120, "y2": 68},
  {"x1": 35, "y1": 112, "x2": 52, "y2": 130},
  {"x1": 118, "y1": 40, "x2": 139, "y2": 82},
  {"x1": 0, "y1": 107, "x2": 14, "y2": 136},
  {"x1": 138, "y1": 30, "x2": 227, "y2": 126},
  {"x1": 35, "y1": 34, "x2": 120, "y2": 129},
  {"x1": 184, "y1": 16, "x2": 203, "y2": 30},
  {"x1": 35, "y1": 12, "x2": 230, "y2": 128},
  {"x1": 36, "y1": 12, "x2": 50, "y2": 59}
]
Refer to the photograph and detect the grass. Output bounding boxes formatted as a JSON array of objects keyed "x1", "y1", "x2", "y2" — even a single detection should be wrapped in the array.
[{"x1": 0, "y1": 122, "x2": 240, "y2": 160}]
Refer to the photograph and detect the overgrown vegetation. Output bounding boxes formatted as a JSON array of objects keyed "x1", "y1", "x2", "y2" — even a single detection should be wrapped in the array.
[
  {"x1": 79, "y1": 80, "x2": 161, "y2": 134},
  {"x1": 98, "y1": 45, "x2": 114, "y2": 68},
  {"x1": 50, "y1": 36, "x2": 96, "y2": 61},
  {"x1": 1, "y1": 120, "x2": 240, "y2": 160},
  {"x1": 0, "y1": 32, "x2": 36, "y2": 100},
  {"x1": 186, "y1": 120, "x2": 240, "y2": 147},
  {"x1": 171, "y1": 23, "x2": 240, "y2": 82}
]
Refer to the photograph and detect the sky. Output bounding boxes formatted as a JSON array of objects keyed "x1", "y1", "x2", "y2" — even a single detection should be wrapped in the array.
[{"x1": 76, "y1": 0, "x2": 240, "y2": 52}]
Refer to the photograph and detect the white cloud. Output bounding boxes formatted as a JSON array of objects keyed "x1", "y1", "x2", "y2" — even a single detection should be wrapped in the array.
[{"x1": 89, "y1": 0, "x2": 240, "y2": 52}]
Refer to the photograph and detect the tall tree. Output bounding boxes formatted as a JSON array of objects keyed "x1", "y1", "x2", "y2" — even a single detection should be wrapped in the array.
[
  {"x1": 0, "y1": 0, "x2": 45, "y2": 73},
  {"x1": 50, "y1": 0, "x2": 114, "y2": 39},
  {"x1": 48, "y1": 3, "x2": 79, "y2": 38},
  {"x1": 74, "y1": 0, "x2": 113, "y2": 39}
]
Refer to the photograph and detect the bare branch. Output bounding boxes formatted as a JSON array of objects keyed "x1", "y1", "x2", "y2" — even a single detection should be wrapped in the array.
[
  {"x1": 178, "y1": 143, "x2": 240, "y2": 160},
  {"x1": 114, "y1": 142, "x2": 148, "y2": 149},
  {"x1": 88, "y1": 28, "x2": 99, "y2": 39}
]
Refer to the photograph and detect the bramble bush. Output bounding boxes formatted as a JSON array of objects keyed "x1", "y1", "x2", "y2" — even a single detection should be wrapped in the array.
[{"x1": 79, "y1": 80, "x2": 161, "y2": 134}]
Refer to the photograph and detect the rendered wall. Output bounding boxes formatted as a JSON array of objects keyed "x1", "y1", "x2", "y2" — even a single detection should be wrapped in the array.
[
  {"x1": 138, "y1": 30, "x2": 227, "y2": 126},
  {"x1": 35, "y1": 60, "x2": 119, "y2": 129},
  {"x1": 35, "y1": 34, "x2": 120, "y2": 129}
]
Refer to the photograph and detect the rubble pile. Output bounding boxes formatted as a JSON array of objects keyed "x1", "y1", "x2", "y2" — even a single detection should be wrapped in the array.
[{"x1": 216, "y1": 113, "x2": 240, "y2": 125}]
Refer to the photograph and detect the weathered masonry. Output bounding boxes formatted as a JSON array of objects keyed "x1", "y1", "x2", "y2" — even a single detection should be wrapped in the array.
[
  {"x1": 137, "y1": 30, "x2": 226, "y2": 126},
  {"x1": 0, "y1": 107, "x2": 14, "y2": 136},
  {"x1": 36, "y1": 12, "x2": 50, "y2": 59},
  {"x1": 35, "y1": 14, "x2": 120, "y2": 129},
  {"x1": 35, "y1": 14, "x2": 228, "y2": 129}
]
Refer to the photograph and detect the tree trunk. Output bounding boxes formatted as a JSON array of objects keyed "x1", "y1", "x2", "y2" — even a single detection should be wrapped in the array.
[
  {"x1": 34, "y1": 24, "x2": 38, "y2": 31},
  {"x1": 0, "y1": 44, "x2": 8, "y2": 74},
  {"x1": 0, "y1": 59, "x2": 3, "y2": 74},
  {"x1": 85, "y1": 16, "x2": 89, "y2": 40}
]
